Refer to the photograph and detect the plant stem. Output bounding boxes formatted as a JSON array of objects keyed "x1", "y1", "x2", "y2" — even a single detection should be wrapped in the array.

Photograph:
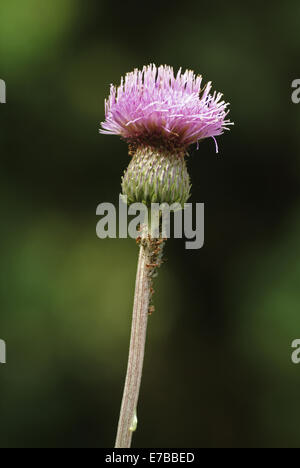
[{"x1": 115, "y1": 241, "x2": 151, "y2": 448}]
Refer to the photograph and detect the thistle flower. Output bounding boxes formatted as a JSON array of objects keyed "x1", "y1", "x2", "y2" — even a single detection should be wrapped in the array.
[
  {"x1": 101, "y1": 64, "x2": 232, "y2": 207},
  {"x1": 100, "y1": 64, "x2": 231, "y2": 148},
  {"x1": 100, "y1": 65, "x2": 232, "y2": 449}
]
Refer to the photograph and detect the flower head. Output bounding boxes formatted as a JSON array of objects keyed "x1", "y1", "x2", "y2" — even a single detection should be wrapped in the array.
[{"x1": 100, "y1": 64, "x2": 232, "y2": 151}]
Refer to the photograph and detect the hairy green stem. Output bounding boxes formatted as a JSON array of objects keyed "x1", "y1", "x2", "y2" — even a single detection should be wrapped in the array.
[{"x1": 115, "y1": 242, "x2": 151, "y2": 448}]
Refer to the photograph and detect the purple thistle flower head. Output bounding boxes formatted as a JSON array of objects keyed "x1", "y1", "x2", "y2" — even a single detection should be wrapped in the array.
[{"x1": 100, "y1": 64, "x2": 233, "y2": 152}]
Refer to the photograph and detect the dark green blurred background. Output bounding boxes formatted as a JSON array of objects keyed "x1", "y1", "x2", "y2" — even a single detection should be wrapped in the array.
[{"x1": 0, "y1": 0, "x2": 300, "y2": 448}]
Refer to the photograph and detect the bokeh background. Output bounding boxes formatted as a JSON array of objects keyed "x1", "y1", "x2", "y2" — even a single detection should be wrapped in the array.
[{"x1": 0, "y1": 0, "x2": 300, "y2": 448}]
